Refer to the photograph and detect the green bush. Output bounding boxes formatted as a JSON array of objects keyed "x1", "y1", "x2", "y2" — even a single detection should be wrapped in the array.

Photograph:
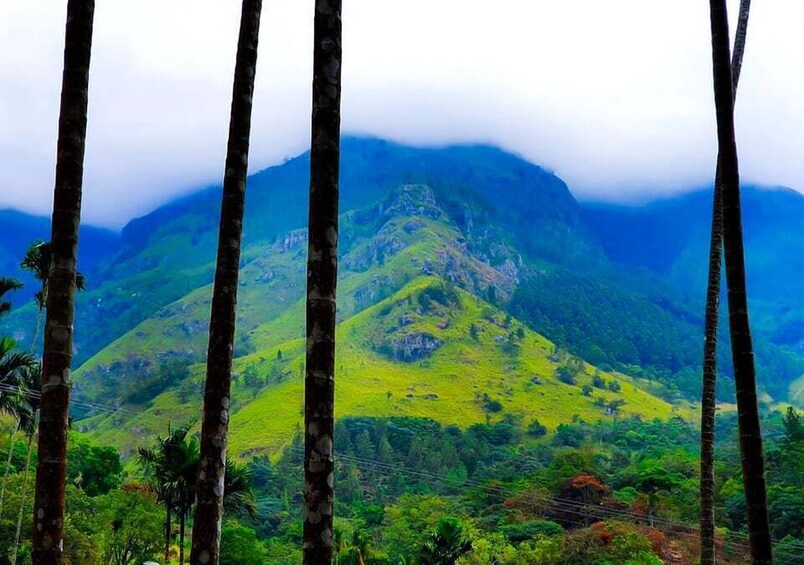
[
  {"x1": 500, "y1": 520, "x2": 564, "y2": 543},
  {"x1": 220, "y1": 523, "x2": 267, "y2": 565}
]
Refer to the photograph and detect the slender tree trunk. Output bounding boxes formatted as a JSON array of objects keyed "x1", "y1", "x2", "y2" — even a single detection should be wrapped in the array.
[
  {"x1": 700, "y1": 179, "x2": 723, "y2": 565},
  {"x1": 179, "y1": 506, "x2": 186, "y2": 565},
  {"x1": 706, "y1": 1, "x2": 772, "y2": 563},
  {"x1": 11, "y1": 430, "x2": 36, "y2": 565},
  {"x1": 190, "y1": 2, "x2": 262, "y2": 563},
  {"x1": 0, "y1": 426, "x2": 18, "y2": 518},
  {"x1": 304, "y1": 1, "x2": 343, "y2": 563},
  {"x1": 700, "y1": 3, "x2": 751, "y2": 564},
  {"x1": 165, "y1": 502, "x2": 172, "y2": 563},
  {"x1": 30, "y1": 303, "x2": 44, "y2": 355},
  {"x1": 32, "y1": 1, "x2": 95, "y2": 563}
]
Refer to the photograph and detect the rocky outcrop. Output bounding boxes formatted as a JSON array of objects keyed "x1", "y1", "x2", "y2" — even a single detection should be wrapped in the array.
[
  {"x1": 382, "y1": 185, "x2": 444, "y2": 221},
  {"x1": 382, "y1": 332, "x2": 442, "y2": 362}
]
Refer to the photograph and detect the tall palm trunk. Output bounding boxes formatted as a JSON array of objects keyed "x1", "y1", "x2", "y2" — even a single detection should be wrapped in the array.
[
  {"x1": 30, "y1": 299, "x2": 45, "y2": 356},
  {"x1": 304, "y1": 0, "x2": 343, "y2": 562},
  {"x1": 0, "y1": 426, "x2": 19, "y2": 517},
  {"x1": 190, "y1": 2, "x2": 263, "y2": 563},
  {"x1": 31, "y1": 1, "x2": 95, "y2": 562},
  {"x1": 706, "y1": 1, "x2": 772, "y2": 563},
  {"x1": 179, "y1": 500, "x2": 187, "y2": 565},
  {"x1": 699, "y1": 3, "x2": 751, "y2": 564},
  {"x1": 164, "y1": 501, "x2": 173, "y2": 563},
  {"x1": 11, "y1": 428, "x2": 36, "y2": 565}
]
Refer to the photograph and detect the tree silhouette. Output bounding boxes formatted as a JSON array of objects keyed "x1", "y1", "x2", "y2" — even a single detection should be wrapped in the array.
[
  {"x1": 31, "y1": 0, "x2": 95, "y2": 561},
  {"x1": 706, "y1": 0, "x2": 772, "y2": 562},
  {"x1": 191, "y1": 1, "x2": 263, "y2": 562},
  {"x1": 699, "y1": 2, "x2": 752, "y2": 563},
  {"x1": 304, "y1": 0, "x2": 344, "y2": 562}
]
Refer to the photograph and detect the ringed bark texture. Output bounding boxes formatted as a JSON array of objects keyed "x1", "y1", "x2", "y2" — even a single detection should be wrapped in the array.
[
  {"x1": 190, "y1": 1, "x2": 263, "y2": 563},
  {"x1": 32, "y1": 1, "x2": 95, "y2": 563},
  {"x1": 699, "y1": 3, "x2": 751, "y2": 563},
  {"x1": 699, "y1": 179, "x2": 723, "y2": 565},
  {"x1": 304, "y1": 0, "x2": 343, "y2": 563},
  {"x1": 707, "y1": 1, "x2": 772, "y2": 563}
]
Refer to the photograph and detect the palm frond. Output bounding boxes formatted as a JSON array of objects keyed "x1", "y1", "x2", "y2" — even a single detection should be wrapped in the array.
[
  {"x1": 0, "y1": 277, "x2": 22, "y2": 320},
  {"x1": 20, "y1": 241, "x2": 49, "y2": 282},
  {"x1": 223, "y1": 459, "x2": 257, "y2": 519},
  {"x1": 0, "y1": 277, "x2": 23, "y2": 297}
]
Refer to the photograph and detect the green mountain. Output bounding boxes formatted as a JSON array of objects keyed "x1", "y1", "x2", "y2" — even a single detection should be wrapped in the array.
[
  {"x1": 2, "y1": 138, "x2": 802, "y2": 455},
  {"x1": 75, "y1": 182, "x2": 684, "y2": 456},
  {"x1": 583, "y1": 186, "x2": 804, "y2": 350},
  {"x1": 0, "y1": 208, "x2": 119, "y2": 307},
  {"x1": 2, "y1": 137, "x2": 598, "y2": 366}
]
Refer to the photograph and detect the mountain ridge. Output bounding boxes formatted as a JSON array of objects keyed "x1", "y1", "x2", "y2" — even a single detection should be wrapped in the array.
[{"x1": 1, "y1": 138, "x2": 801, "y2": 416}]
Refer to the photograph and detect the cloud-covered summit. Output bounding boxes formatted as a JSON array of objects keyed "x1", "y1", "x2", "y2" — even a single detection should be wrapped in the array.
[{"x1": 2, "y1": 0, "x2": 803, "y2": 227}]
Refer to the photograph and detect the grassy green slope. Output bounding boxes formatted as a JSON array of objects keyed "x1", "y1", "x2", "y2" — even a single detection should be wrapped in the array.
[
  {"x1": 75, "y1": 186, "x2": 513, "y2": 398},
  {"x1": 81, "y1": 277, "x2": 684, "y2": 458},
  {"x1": 228, "y1": 278, "x2": 681, "y2": 457}
]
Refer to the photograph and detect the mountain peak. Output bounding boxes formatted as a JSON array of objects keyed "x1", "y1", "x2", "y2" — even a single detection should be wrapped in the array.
[{"x1": 380, "y1": 185, "x2": 444, "y2": 222}]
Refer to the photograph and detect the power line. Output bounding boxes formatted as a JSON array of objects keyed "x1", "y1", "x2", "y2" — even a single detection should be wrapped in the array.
[
  {"x1": 0, "y1": 382, "x2": 139, "y2": 417},
  {"x1": 283, "y1": 444, "x2": 804, "y2": 555},
  {"x1": 2, "y1": 380, "x2": 799, "y2": 561},
  {"x1": 278, "y1": 446, "x2": 803, "y2": 564}
]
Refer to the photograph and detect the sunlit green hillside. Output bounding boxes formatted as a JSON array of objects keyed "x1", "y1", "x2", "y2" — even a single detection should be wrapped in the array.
[{"x1": 80, "y1": 276, "x2": 685, "y2": 458}]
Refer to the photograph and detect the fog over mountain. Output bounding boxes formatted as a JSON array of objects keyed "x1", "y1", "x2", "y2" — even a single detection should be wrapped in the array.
[{"x1": 2, "y1": 0, "x2": 804, "y2": 226}]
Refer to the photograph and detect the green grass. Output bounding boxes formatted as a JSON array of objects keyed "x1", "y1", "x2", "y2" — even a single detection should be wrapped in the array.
[
  {"x1": 82, "y1": 276, "x2": 686, "y2": 459},
  {"x1": 226, "y1": 278, "x2": 682, "y2": 457},
  {"x1": 74, "y1": 206, "x2": 501, "y2": 397},
  {"x1": 74, "y1": 187, "x2": 692, "y2": 457}
]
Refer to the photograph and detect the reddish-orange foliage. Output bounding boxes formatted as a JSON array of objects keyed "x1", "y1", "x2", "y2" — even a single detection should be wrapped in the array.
[
  {"x1": 645, "y1": 529, "x2": 667, "y2": 555},
  {"x1": 591, "y1": 522, "x2": 613, "y2": 545},
  {"x1": 120, "y1": 482, "x2": 150, "y2": 494},
  {"x1": 569, "y1": 473, "x2": 609, "y2": 493},
  {"x1": 631, "y1": 497, "x2": 649, "y2": 518}
]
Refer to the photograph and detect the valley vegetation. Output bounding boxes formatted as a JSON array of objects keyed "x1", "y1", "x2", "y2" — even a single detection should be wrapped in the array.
[{"x1": 0, "y1": 0, "x2": 801, "y2": 563}]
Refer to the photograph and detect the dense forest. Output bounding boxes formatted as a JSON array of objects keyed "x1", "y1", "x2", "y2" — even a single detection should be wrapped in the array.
[
  {"x1": 0, "y1": 408, "x2": 802, "y2": 563},
  {"x1": 0, "y1": 0, "x2": 802, "y2": 563}
]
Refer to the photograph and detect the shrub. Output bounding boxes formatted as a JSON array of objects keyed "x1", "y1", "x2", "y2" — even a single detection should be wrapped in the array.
[
  {"x1": 556, "y1": 366, "x2": 576, "y2": 385},
  {"x1": 527, "y1": 419, "x2": 548, "y2": 438},
  {"x1": 221, "y1": 523, "x2": 267, "y2": 565},
  {"x1": 500, "y1": 520, "x2": 564, "y2": 543},
  {"x1": 482, "y1": 393, "x2": 503, "y2": 413}
]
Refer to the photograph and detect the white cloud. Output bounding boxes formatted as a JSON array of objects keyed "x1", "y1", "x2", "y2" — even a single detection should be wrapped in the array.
[{"x1": 1, "y1": 0, "x2": 802, "y2": 227}]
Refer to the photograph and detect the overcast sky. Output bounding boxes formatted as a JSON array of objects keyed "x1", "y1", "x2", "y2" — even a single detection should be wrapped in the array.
[{"x1": 1, "y1": 1, "x2": 803, "y2": 228}]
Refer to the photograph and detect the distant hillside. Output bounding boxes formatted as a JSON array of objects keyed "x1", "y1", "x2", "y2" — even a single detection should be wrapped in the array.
[
  {"x1": 582, "y1": 186, "x2": 804, "y2": 351},
  {"x1": 0, "y1": 209, "x2": 119, "y2": 306},
  {"x1": 3, "y1": 137, "x2": 601, "y2": 367},
  {"x1": 1, "y1": 138, "x2": 801, "y2": 421}
]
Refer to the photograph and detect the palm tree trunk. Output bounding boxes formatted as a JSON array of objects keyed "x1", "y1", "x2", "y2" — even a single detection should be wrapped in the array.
[
  {"x1": 0, "y1": 426, "x2": 18, "y2": 518},
  {"x1": 699, "y1": 179, "x2": 723, "y2": 565},
  {"x1": 10, "y1": 430, "x2": 36, "y2": 565},
  {"x1": 30, "y1": 303, "x2": 44, "y2": 355},
  {"x1": 190, "y1": 2, "x2": 263, "y2": 563},
  {"x1": 32, "y1": 1, "x2": 95, "y2": 563},
  {"x1": 165, "y1": 502, "x2": 172, "y2": 563},
  {"x1": 304, "y1": 1, "x2": 343, "y2": 563},
  {"x1": 706, "y1": 1, "x2": 772, "y2": 563},
  {"x1": 700, "y1": 3, "x2": 751, "y2": 564},
  {"x1": 179, "y1": 506, "x2": 186, "y2": 565}
]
